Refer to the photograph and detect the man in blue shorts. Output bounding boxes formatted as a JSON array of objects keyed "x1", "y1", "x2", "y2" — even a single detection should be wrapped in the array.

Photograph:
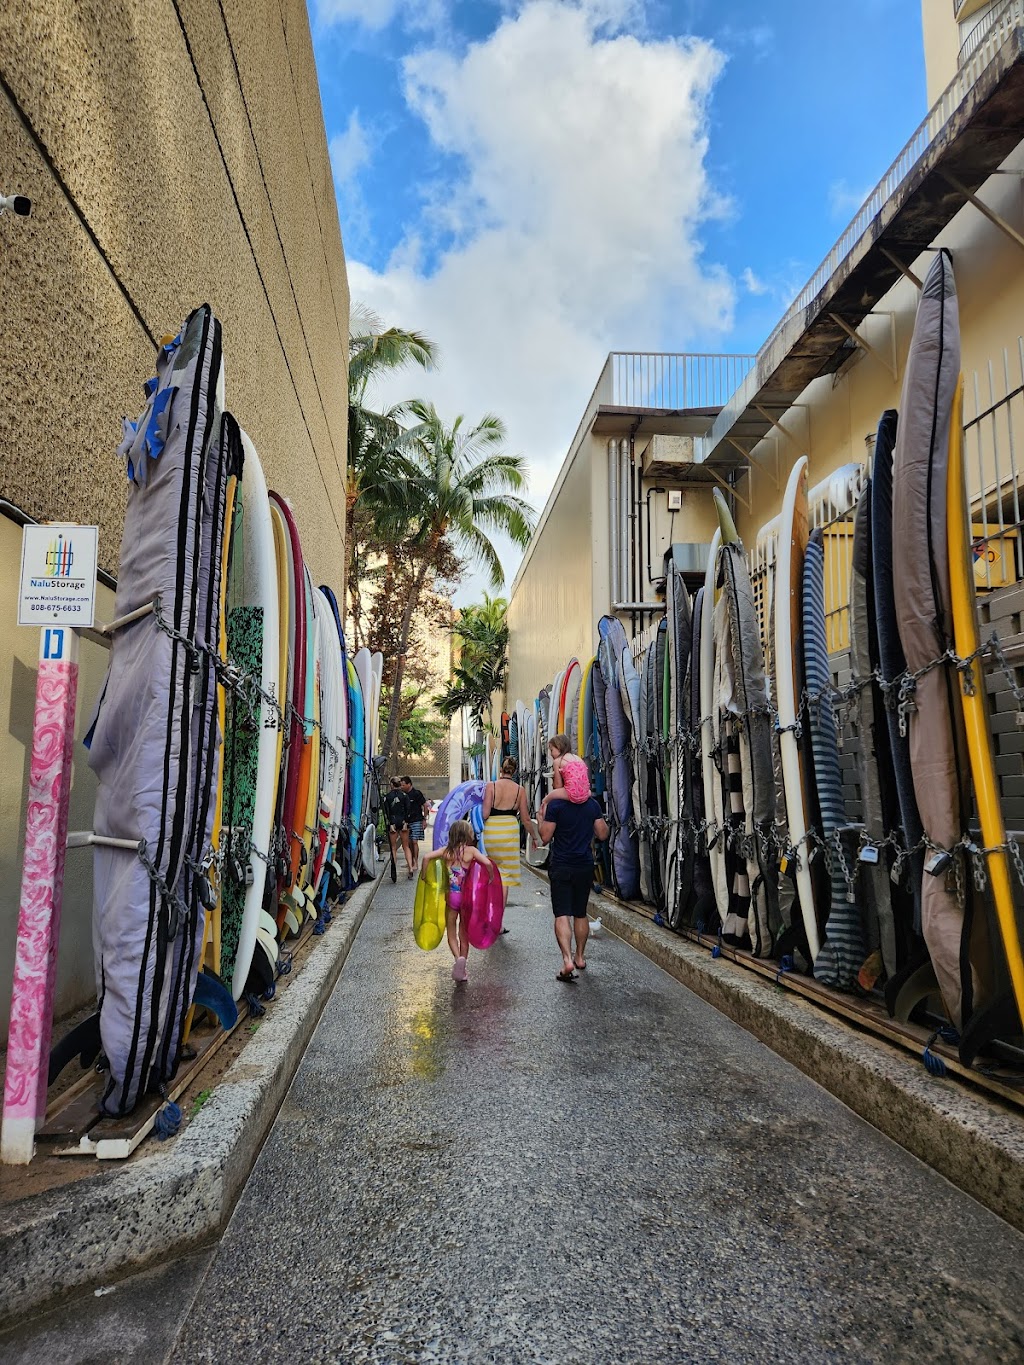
[
  {"x1": 537, "y1": 791, "x2": 608, "y2": 981},
  {"x1": 401, "y1": 776, "x2": 427, "y2": 871}
]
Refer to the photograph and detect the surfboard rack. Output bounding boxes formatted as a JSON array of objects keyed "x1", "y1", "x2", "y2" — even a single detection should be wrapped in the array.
[
  {"x1": 36, "y1": 902, "x2": 330, "y2": 1159},
  {"x1": 37, "y1": 998, "x2": 246, "y2": 1160}
]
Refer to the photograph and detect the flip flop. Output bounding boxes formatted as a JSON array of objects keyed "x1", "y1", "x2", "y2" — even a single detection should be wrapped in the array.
[
  {"x1": 556, "y1": 969, "x2": 577, "y2": 983},
  {"x1": 573, "y1": 960, "x2": 587, "y2": 971}
]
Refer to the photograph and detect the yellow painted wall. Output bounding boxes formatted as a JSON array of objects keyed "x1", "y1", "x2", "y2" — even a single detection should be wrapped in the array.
[
  {"x1": 923, "y1": 0, "x2": 963, "y2": 104},
  {"x1": 506, "y1": 433, "x2": 598, "y2": 704},
  {"x1": 0, "y1": 0, "x2": 349, "y2": 1042}
]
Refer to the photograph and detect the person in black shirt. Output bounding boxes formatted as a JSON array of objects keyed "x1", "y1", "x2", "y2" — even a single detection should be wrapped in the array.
[
  {"x1": 384, "y1": 777, "x2": 414, "y2": 879},
  {"x1": 537, "y1": 791, "x2": 608, "y2": 981},
  {"x1": 401, "y1": 776, "x2": 427, "y2": 871}
]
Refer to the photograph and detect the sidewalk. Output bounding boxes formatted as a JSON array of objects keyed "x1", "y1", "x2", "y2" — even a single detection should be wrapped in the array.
[{"x1": 0, "y1": 875, "x2": 381, "y2": 1330}]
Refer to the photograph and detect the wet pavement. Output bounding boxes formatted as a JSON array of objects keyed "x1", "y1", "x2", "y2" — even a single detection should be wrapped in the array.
[{"x1": 6, "y1": 871, "x2": 1024, "y2": 1363}]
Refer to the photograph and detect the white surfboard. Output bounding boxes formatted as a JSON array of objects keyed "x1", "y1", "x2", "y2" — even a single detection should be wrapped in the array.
[
  {"x1": 232, "y1": 432, "x2": 281, "y2": 1000},
  {"x1": 775, "y1": 457, "x2": 821, "y2": 961}
]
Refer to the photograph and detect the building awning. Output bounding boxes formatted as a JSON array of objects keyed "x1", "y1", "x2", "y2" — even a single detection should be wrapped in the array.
[{"x1": 700, "y1": 13, "x2": 1024, "y2": 471}]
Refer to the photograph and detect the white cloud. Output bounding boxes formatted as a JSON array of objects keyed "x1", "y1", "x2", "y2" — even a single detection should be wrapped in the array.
[
  {"x1": 329, "y1": 111, "x2": 374, "y2": 253},
  {"x1": 828, "y1": 178, "x2": 873, "y2": 220},
  {"x1": 329, "y1": 110, "x2": 371, "y2": 185},
  {"x1": 741, "y1": 266, "x2": 768, "y2": 296},
  {"x1": 313, "y1": 0, "x2": 450, "y2": 34},
  {"x1": 347, "y1": 1, "x2": 733, "y2": 590}
]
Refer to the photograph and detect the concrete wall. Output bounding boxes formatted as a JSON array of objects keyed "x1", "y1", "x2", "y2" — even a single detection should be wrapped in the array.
[
  {"x1": 506, "y1": 431, "x2": 599, "y2": 705},
  {"x1": 0, "y1": 0, "x2": 349, "y2": 1041}
]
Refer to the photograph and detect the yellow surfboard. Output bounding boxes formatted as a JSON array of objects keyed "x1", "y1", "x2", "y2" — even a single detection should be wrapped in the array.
[
  {"x1": 414, "y1": 859, "x2": 449, "y2": 950},
  {"x1": 947, "y1": 374, "x2": 1024, "y2": 1030}
]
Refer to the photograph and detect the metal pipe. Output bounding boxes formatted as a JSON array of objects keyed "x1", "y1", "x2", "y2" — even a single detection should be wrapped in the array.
[
  {"x1": 619, "y1": 439, "x2": 630, "y2": 619},
  {"x1": 608, "y1": 439, "x2": 620, "y2": 604}
]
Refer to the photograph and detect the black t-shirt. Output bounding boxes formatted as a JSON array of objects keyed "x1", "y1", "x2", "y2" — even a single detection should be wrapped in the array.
[
  {"x1": 546, "y1": 797, "x2": 603, "y2": 867},
  {"x1": 404, "y1": 787, "x2": 426, "y2": 822},
  {"x1": 384, "y1": 790, "x2": 408, "y2": 828}
]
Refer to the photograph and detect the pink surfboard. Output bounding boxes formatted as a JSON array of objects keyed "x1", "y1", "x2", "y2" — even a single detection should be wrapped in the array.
[{"x1": 462, "y1": 861, "x2": 504, "y2": 950}]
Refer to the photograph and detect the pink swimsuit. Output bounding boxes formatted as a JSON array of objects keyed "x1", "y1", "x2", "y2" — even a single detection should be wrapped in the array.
[{"x1": 448, "y1": 859, "x2": 468, "y2": 911}]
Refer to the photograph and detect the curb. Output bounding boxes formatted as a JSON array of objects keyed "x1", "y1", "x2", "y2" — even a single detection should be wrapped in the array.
[
  {"x1": 0, "y1": 874, "x2": 381, "y2": 1329},
  {"x1": 590, "y1": 891, "x2": 1024, "y2": 1234}
]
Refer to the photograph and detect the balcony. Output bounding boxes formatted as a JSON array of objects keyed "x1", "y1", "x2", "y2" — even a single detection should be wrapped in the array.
[
  {"x1": 601, "y1": 351, "x2": 755, "y2": 411},
  {"x1": 700, "y1": 1, "x2": 1024, "y2": 469},
  {"x1": 960, "y1": 0, "x2": 1022, "y2": 65}
]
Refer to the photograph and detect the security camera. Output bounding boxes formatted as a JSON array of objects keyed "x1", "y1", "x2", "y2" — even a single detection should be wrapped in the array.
[{"x1": 0, "y1": 194, "x2": 31, "y2": 217}]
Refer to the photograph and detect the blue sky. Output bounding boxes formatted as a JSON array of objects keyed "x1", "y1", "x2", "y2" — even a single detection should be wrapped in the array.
[{"x1": 309, "y1": 0, "x2": 925, "y2": 586}]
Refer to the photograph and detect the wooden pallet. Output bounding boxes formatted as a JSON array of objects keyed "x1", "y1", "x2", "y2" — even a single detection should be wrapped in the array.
[{"x1": 38, "y1": 1003, "x2": 247, "y2": 1160}]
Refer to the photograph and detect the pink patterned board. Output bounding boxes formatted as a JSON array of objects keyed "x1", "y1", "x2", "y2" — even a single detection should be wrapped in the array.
[
  {"x1": 462, "y1": 860, "x2": 504, "y2": 950},
  {"x1": 1, "y1": 628, "x2": 79, "y2": 1164}
]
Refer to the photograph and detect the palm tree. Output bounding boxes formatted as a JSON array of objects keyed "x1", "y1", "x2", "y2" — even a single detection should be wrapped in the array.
[
  {"x1": 436, "y1": 594, "x2": 510, "y2": 732},
  {"x1": 379, "y1": 403, "x2": 534, "y2": 759},
  {"x1": 346, "y1": 308, "x2": 436, "y2": 615}
]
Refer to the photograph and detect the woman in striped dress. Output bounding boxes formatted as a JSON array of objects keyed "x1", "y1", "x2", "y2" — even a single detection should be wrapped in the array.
[{"x1": 483, "y1": 758, "x2": 539, "y2": 910}]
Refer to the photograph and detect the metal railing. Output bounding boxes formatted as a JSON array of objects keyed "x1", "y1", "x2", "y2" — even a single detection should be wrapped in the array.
[
  {"x1": 749, "y1": 2, "x2": 1024, "y2": 376},
  {"x1": 963, "y1": 338, "x2": 1024, "y2": 590},
  {"x1": 959, "y1": 0, "x2": 1017, "y2": 65},
  {"x1": 607, "y1": 352, "x2": 755, "y2": 410}
]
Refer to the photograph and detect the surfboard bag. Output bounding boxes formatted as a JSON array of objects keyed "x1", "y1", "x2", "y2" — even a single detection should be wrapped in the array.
[
  {"x1": 665, "y1": 560, "x2": 694, "y2": 931},
  {"x1": 597, "y1": 618, "x2": 639, "y2": 901},
  {"x1": 87, "y1": 305, "x2": 226, "y2": 1115},
  {"x1": 804, "y1": 531, "x2": 865, "y2": 988},
  {"x1": 713, "y1": 541, "x2": 779, "y2": 957},
  {"x1": 892, "y1": 252, "x2": 993, "y2": 1027},
  {"x1": 687, "y1": 588, "x2": 715, "y2": 926}
]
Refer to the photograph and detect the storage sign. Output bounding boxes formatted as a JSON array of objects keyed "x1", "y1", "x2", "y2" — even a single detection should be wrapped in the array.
[{"x1": 18, "y1": 524, "x2": 99, "y2": 628}]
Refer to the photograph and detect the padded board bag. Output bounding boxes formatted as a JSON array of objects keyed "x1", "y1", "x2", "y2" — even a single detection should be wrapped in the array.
[{"x1": 87, "y1": 306, "x2": 225, "y2": 1115}]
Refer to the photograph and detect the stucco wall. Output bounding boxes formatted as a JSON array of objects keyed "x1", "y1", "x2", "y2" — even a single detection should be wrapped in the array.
[{"x1": 0, "y1": 0, "x2": 348, "y2": 1042}]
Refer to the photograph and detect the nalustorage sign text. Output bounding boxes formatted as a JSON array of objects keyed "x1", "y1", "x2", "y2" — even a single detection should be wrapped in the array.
[{"x1": 18, "y1": 524, "x2": 99, "y2": 628}]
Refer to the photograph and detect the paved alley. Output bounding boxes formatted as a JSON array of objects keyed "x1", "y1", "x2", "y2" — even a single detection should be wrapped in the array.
[{"x1": 7, "y1": 872, "x2": 1024, "y2": 1363}]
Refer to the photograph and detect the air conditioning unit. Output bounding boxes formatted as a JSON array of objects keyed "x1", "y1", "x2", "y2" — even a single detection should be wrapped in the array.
[{"x1": 641, "y1": 434, "x2": 695, "y2": 479}]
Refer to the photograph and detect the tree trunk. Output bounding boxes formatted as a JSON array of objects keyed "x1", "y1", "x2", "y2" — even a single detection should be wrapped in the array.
[{"x1": 380, "y1": 555, "x2": 434, "y2": 759}]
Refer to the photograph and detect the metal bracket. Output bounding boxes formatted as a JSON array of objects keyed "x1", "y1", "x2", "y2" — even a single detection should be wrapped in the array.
[
  {"x1": 714, "y1": 449, "x2": 753, "y2": 509},
  {"x1": 879, "y1": 246, "x2": 923, "y2": 291},
  {"x1": 828, "y1": 311, "x2": 897, "y2": 381},
  {"x1": 753, "y1": 403, "x2": 810, "y2": 472},
  {"x1": 943, "y1": 173, "x2": 1024, "y2": 254},
  {"x1": 727, "y1": 432, "x2": 781, "y2": 492}
]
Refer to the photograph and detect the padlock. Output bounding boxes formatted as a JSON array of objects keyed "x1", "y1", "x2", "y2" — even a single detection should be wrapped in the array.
[
  {"x1": 859, "y1": 845, "x2": 880, "y2": 865},
  {"x1": 925, "y1": 850, "x2": 953, "y2": 877}
]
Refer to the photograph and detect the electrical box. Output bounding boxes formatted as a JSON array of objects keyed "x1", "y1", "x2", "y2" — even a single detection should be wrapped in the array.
[
  {"x1": 641, "y1": 434, "x2": 695, "y2": 479},
  {"x1": 666, "y1": 490, "x2": 683, "y2": 511}
]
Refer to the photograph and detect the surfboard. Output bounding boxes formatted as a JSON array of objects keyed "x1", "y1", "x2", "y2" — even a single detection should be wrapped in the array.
[
  {"x1": 267, "y1": 503, "x2": 291, "y2": 901},
  {"x1": 268, "y1": 494, "x2": 306, "y2": 915},
  {"x1": 348, "y1": 659, "x2": 365, "y2": 864},
  {"x1": 222, "y1": 429, "x2": 281, "y2": 1000},
  {"x1": 947, "y1": 374, "x2": 1024, "y2": 1036},
  {"x1": 775, "y1": 457, "x2": 821, "y2": 963},
  {"x1": 414, "y1": 859, "x2": 449, "y2": 950}
]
